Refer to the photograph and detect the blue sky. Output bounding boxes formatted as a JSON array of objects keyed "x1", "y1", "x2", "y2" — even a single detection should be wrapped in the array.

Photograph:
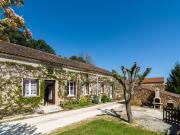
[{"x1": 16, "y1": 0, "x2": 180, "y2": 78}]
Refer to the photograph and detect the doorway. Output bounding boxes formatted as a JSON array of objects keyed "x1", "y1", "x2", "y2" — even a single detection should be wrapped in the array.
[{"x1": 44, "y1": 80, "x2": 55, "y2": 105}]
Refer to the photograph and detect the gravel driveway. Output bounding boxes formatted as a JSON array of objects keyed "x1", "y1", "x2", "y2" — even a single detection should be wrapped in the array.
[
  {"x1": 104, "y1": 105, "x2": 179, "y2": 134},
  {"x1": 0, "y1": 102, "x2": 177, "y2": 135},
  {"x1": 0, "y1": 102, "x2": 121, "y2": 135}
]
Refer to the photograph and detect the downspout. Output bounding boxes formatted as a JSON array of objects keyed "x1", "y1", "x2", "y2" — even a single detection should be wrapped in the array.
[{"x1": 96, "y1": 74, "x2": 99, "y2": 96}]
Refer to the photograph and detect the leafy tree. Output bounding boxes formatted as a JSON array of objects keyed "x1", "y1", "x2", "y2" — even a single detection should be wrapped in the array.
[
  {"x1": 3, "y1": 24, "x2": 28, "y2": 44},
  {"x1": 0, "y1": 1, "x2": 55, "y2": 54},
  {"x1": 0, "y1": 0, "x2": 32, "y2": 41},
  {"x1": 27, "y1": 39, "x2": 56, "y2": 54},
  {"x1": 166, "y1": 63, "x2": 180, "y2": 94},
  {"x1": 69, "y1": 56, "x2": 86, "y2": 63},
  {"x1": 1, "y1": 18, "x2": 55, "y2": 54},
  {"x1": 69, "y1": 53, "x2": 94, "y2": 65},
  {"x1": 112, "y1": 63, "x2": 151, "y2": 123}
]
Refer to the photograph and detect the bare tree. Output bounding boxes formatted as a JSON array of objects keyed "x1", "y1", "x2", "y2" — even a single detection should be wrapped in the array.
[
  {"x1": 85, "y1": 53, "x2": 94, "y2": 65},
  {"x1": 112, "y1": 62, "x2": 151, "y2": 123},
  {"x1": 70, "y1": 52, "x2": 95, "y2": 65}
]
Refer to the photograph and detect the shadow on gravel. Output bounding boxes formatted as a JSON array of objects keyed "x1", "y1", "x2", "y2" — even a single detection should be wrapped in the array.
[
  {"x1": 97, "y1": 108, "x2": 128, "y2": 122},
  {"x1": 0, "y1": 123, "x2": 40, "y2": 135},
  {"x1": 166, "y1": 123, "x2": 180, "y2": 135}
]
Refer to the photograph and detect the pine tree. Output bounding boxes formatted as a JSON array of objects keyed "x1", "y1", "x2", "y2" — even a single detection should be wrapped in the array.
[{"x1": 166, "y1": 63, "x2": 180, "y2": 94}]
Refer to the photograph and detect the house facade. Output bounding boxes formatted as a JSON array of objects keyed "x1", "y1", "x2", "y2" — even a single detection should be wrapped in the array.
[{"x1": 0, "y1": 41, "x2": 123, "y2": 115}]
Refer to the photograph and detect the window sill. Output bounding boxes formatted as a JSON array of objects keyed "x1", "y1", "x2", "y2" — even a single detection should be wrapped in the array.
[
  {"x1": 23, "y1": 95, "x2": 39, "y2": 98},
  {"x1": 67, "y1": 95, "x2": 75, "y2": 97}
]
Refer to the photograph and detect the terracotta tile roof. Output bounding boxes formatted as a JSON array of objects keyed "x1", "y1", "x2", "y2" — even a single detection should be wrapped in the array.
[
  {"x1": 0, "y1": 41, "x2": 112, "y2": 76},
  {"x1": 142, "y1": 77, "x2": 164, "y2": 84}
]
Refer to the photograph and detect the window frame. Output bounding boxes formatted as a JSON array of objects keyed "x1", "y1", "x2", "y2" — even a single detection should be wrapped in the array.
[
  {"x1": 23, "y1": 79, "x2": 39, "y2": 97},
  {"x1": 101, "y1": 84, "x2": 104, "y2": 93},
  {"x1": 109, "y1": 84, "x2": 113, "y2": 99},
  {"x1": 83, "y1": 83, "x2": 89, "y2": 96},
  {"x1": 67, "y1": 81, "x2": 75, "y2": 97}
]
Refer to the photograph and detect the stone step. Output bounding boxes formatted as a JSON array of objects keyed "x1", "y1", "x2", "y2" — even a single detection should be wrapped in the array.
[{"x1": 35, "y1": 105, "x2": 63, "y2": 114}]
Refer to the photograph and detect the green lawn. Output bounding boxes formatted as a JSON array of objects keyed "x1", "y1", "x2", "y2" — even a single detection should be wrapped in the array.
[{"x1": 55, "y1": 118, "x2": 163, "y2": 135}]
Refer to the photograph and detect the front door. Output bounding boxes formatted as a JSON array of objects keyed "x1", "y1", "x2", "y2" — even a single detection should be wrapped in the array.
[{"x1": 44, "y1": 80, "x2": 55, "y2": 105}]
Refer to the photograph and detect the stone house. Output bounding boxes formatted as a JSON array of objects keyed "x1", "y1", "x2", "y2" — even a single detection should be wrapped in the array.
[
  {"x1": 142, "y1": 77, "x2": 165, "y2": 91},
  {"x1": 133, "y1": 78, "x2": 180, "y2": 107},
  {"x1": 0, "y1": 41, "x2": 123, "y2": 115},
  {"x1": 1, "y1": 41, "x2": 178, "y2": 116}
]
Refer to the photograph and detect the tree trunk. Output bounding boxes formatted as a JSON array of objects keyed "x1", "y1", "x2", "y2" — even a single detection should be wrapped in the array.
[{"x1": 125, "y1": 100, "x2": 133, "y2": 123}]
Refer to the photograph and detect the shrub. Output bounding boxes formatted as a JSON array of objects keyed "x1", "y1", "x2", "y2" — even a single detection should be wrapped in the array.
[
  {"x1": 79, "y1": 96, "x2": 92, "y2": 106},
  {"x1": 79, "y1": 97, "x2": 88, "y2": 106},
  {"x1": 92, "y1": 95, "x2": 99, "y2": 104},
  {"x1": 86, "y1": 96, "x2": 92, "y2": 103},
  {"x1": 101, "y1": 95, "x2": 111, "y2": 103},
  {"x1": 62, "y1": 100, "x2": 78, "y2": 109}
]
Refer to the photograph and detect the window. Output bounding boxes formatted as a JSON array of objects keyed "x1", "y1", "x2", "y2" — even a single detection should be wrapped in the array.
[
  {"x1": 67, "y1": 81, "x2": 75, "y2": 96},
  {"x1": 101, "y1": 84, "x2": 104, "y2": 93},
  {"x1": 23, "y1": 79, "x2": 39, "y2": 97},
  {"x1": 83, "y1": 83, "x2": 89, "y2": 95}
]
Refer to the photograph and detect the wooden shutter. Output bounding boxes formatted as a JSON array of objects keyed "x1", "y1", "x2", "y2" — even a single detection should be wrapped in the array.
[
  {"x1": 37, "y1": 79, "x2": 39, "y2": 96},
  {"x1": 67, "y1": 82, "x2": 69, "y2": 95},
  {"x1": 74, "y1": 82, "x2": 76, "y2": 96}
]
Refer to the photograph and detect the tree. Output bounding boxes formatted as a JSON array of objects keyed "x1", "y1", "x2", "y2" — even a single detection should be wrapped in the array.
[
  {"x1": 69, "y1": 56, "x2": 86, "y2": 63},
  {"x1": 84, "y1": 53, "x2": 94, "y2": 65},
  {"x1": 166, "y1": 63, "x2": 180, "y2": 94},
  {"x1": 1, "y1": 21, "x2": 56, "y2": 54},
  {"x1": 70, "y1": 53, "x2": 94, "y2": 65},
  {"x1": 0, "y1": 1, "x2": 55, "y2": 54},
  {"x1": 112, "y1": 63, "x2": 151, "y2": 123},
  {"x1": 27, "y1": 39, "x2": 56, "y2": 54},
  {"x1": 3, "y1": 24, "x2": 29, "y2": 44},
  {"x1": 0, "y1": 0, "x2": 32, "y2": 41}
]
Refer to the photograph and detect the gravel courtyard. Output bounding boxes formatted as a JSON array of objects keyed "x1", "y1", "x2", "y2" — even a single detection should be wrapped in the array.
[
  {"x1": 0, "y1": 102, "x2": 177, "y2": 135},
  {"x1": 110, "y1": 105, "x2": 171, "y2": 132},
  {"x1": 102, "y1": 104, "x2": 179, "y2": 134}
]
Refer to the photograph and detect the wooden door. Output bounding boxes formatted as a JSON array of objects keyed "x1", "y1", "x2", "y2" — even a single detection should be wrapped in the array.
[{"x1": 45, "y1": 80, "x2": 55, "y2": 104}]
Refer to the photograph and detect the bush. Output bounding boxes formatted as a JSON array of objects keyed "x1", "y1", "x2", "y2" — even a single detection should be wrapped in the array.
[
  {"x1": 79, "y1": 97, "x2": 88, "y2": 106},
  {"x1": 101, "y1": 95, "x2": 111, "y2": 103},
  {"x1": 79, "y1": 96, "x2": 92, "y2": 106},
  {"x1": 62, "y1": 100, "x2": 78, "y2": 109},
  {"x1": 92, "y1": 95, "x2": 99, "y2": 104},
  {"x1": 61, "y1": 97, "x2": 93, "y2": 109}
]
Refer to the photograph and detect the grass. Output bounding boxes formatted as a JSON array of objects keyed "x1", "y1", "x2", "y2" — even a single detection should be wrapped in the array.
[{"x1": 51, "y1": 117, "x2": 164, "y2": 135}]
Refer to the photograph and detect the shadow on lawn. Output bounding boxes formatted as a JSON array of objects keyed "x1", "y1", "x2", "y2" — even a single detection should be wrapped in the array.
[
  {"x1": 0, "y1": 123, "x2": 40, "y2": 135},
  {"x1": 97, "y1": 108, "x2": 128, "y2": 122}
]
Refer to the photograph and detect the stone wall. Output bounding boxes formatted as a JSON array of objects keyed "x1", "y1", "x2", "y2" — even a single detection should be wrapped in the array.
[
  {"x1": 142, "y1": 83, "x2": 165, "y2": 91},
  {"x1": 132, "y1": 86, "x2": 180, "y2": 107},
  {"x1": 0, "y1": 60, "x2": 123, "y2": 117}
]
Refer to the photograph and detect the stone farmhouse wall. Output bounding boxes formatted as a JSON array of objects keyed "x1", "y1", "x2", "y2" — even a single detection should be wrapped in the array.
[
  {"x1": 0, "y1": 59, "x2": 123, "y2": 117},
  {"x1": 132, "y1": 86, "x2": 180, "y2": 107},
  {"x1": 141, "y1": 83, "x2": 165, "y2": 91}
]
